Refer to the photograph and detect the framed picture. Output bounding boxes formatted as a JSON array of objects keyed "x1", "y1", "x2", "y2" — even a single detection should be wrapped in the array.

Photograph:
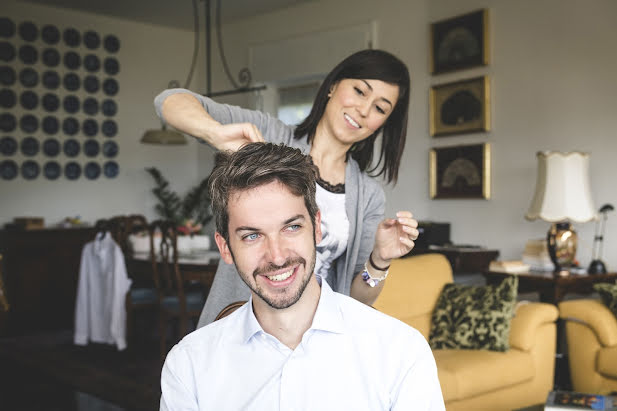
[
  {"x1": 430, "y1": 76, "x2": 490, "y2": 137},
  {"x1": 430, "y1": 9, "x2": 489, "y2": 74},
  {"x1": 430, "y1": 143, "x2": 491, "y2": 199}
]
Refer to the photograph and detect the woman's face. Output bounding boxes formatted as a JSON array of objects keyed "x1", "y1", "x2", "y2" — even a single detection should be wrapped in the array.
[{"x1": 321, "y1": 78, "x2": 400, "y2": 147}]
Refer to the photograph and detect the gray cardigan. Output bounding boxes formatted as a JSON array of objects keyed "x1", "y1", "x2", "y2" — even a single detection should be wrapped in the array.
[{"x1": 155, "y1": 89, "x2": 386, "y2": 326}]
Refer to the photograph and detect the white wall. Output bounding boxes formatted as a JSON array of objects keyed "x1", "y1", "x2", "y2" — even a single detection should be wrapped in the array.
[
  {"x1": 202, "y1": 0, "x2": 617, "y2": 269},
  {"x1": 3, "y1": 0, "x2": 616, "y2": 270},
  {"x1": 1, "y1": 0, "x2": 208, "y2": 226}
]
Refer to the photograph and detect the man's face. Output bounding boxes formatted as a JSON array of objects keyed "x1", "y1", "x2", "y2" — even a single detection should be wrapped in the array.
[{"x1": 214, "y1": 181, "x2": 322, "y2": 310}]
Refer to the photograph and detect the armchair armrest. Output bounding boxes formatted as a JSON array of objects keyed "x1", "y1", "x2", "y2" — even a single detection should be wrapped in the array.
[
  {"x1": 509, "y1": 302, "x2": 559, "y2": 351},
  {"x1": 559, "y1": 299, "x2": 617, "y2": 347}
]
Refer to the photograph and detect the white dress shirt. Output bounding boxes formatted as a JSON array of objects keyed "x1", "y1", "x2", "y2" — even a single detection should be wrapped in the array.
[
  {"x1": 160, "y1": 280, "x2": 444, "y2": 411},
  {"x1": 74, "y1": 232, "x2": 132, "y2": 350}
]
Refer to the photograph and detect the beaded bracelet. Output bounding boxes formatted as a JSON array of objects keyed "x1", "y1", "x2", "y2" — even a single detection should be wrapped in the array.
[{"x1": 361, "y1": 262, "x2": 389, "y2": 288}]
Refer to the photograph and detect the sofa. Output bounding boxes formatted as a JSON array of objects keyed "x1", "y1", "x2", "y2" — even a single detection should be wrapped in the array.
[
  {"x1": 373, "y1": 254, "x2": 559, "y2": 411},
  {"x1": 559, "y1": 299, "x2": 617, "y2": 394}
]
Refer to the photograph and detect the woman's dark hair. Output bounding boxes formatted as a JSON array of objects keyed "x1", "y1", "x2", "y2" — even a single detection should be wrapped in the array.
[{"x1": 294, "y1": 49, "x2": 410, "y2": 184}]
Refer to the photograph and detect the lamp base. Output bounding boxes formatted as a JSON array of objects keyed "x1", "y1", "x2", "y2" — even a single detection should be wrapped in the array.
[
  {"x1": 587, "y1": 259, "x2": 607, "y2": 275},
  {"x1": 547, "y1": 222, "x2": 577, "y2": 272}
]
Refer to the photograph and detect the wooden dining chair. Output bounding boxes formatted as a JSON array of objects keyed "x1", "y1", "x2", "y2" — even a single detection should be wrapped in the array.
[
  {"x1": 149, "y1": 220, "x2": 206, "y2": 361},
  {"x1": 122, "y1": 215, "x2": 159, "y2": 348},
  {"x1": 214, "y1": 301, "x2": 246, "y2": 321}
]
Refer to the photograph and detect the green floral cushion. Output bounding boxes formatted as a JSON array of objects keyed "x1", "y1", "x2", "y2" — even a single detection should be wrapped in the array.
[
  {"x1": 429, "y1": 276, "x2": 519, "y2": 352},
  {"x1": 593, "y1": 281, "x2": 617, "y2": 318}
]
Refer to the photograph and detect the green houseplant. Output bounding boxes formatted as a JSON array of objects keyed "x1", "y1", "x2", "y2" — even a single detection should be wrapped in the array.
[{"x1": 145, "y1": 167, "x2": 213, "y2": 236}]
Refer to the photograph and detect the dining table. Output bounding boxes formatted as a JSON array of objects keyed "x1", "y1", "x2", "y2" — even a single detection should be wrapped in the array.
[{"x1": 126, "y1": 250, "x2": 220, "y2": 290}]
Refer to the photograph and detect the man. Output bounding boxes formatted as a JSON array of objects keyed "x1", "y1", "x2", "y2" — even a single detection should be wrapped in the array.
[{"x1": 160, "y1": 143, "x2": 444, "y2": 411}]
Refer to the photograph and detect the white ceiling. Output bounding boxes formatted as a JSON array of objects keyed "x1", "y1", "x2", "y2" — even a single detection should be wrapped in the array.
[{"x1": 21, "y1": 0, "x2": 312, "y2": 29}]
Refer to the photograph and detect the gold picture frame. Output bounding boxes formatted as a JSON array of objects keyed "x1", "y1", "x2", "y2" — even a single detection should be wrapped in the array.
[
  {"x1": 430, "y1": 76, "x2": 490, "y2": 137},
  {"x1": 430, "y1": 9, "x2": 489, "y2": 74},
  {"x1": 430, "y1": 143, "x2": 491, "y2": 199}
]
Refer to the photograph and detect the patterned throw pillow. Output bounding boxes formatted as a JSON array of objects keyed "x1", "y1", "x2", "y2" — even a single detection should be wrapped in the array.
[
  {"x1": 429, "y1": 276, "x2": 519, "y2": 352},
  {"x1": 593, "y1": 281, "x2": 617, "y2": 318}
]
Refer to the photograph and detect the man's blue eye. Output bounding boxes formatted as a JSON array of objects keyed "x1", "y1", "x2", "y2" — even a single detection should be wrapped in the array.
[
  {"x1": 287, "y1": 224, "x2": 301, "y2": 231},
  {"x1": 244, "y1": 233, "x2": 259, "y2": 241}
]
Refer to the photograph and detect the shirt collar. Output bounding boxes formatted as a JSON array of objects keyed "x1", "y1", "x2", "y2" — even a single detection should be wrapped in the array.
[{"x1": 240, "y1": 276, "x2": 345, "y2": 344}]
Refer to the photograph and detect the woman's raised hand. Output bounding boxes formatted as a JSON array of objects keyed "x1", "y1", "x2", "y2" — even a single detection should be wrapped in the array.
[
  {"x1": 211, "y1": 122, "x2": 265, "y2": 151},
  {"x1": 371, "y1": 211, "x2": 419, "y2": 267}
]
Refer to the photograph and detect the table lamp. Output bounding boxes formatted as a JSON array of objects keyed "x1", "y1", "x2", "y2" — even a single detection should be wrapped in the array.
[{"x1": 525, "y1": 151, "x2": 596, "y2": 272}]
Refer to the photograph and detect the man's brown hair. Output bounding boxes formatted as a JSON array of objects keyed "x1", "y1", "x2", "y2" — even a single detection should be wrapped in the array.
[{"x1": 208, "y1": 143, "x2": 318, "y2": 242}]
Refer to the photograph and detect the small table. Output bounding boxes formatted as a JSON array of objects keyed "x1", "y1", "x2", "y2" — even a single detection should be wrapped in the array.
[
  {"x1": 412, "y1": 246, "x2": 500, "y2": 274},
  {"x1": 483, "y1": 270, "x2": 617, "y2": 304}
]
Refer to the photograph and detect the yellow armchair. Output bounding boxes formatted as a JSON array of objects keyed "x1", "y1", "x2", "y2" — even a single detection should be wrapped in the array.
[
  {"x1": 559, "y1": 299, "x2": 617, "y2": 394},
  {"x1": 374, "y1": 254, "x2": 559, "y2": 411}
]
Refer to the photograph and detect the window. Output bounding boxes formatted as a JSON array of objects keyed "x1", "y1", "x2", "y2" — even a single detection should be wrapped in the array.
[{"x1": 276, "y1": 82, "x2": 320, "y2": 126}]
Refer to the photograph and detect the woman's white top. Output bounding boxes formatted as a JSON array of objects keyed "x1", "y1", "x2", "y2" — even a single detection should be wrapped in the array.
[{"x1": 314, "y1": 183, "x2": 349, "y2": 280}]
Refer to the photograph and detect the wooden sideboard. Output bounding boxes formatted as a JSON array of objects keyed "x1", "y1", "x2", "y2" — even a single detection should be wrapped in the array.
[{"x1": 0, "y1": 227, "x2": 95, "y2": 336}]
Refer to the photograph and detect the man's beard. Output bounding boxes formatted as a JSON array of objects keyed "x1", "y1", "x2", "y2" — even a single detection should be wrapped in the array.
[{"x1": 231, "y1": 248, "x2": 317, "y2": 310}]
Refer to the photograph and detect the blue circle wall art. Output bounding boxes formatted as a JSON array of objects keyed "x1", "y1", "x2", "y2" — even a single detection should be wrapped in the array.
[
  {"x1": 0, "y1": 159, "x2": 18, "y2": 180},
  {"x1": 0, "y1": 136, "x2": 17, "y2": 156},
  {"x1": 104, "y1": 161, "x2": 119, "y2": 178},
  {"x1": 0, "y1": 18, "x2": 16, "y2": 38},
  {"x1": 62, "y1": 117, "x2": 79, "y2": 135},
  {"x1": 0, "y1": 88, "x2": 16, "y2": 108},
  {"x1": 64, "y1": 161, "x2": 81, "y2": 180},
  {"x1": 63, "y1": 28, "x2": 80, "y2": 47},
  {"x1": 84, "y1": 139, "x2": 100, "y2": 157},
  {"x1": 85, "y1": 161, "x2": 101, "y2": 180},
  {"x1": 18, "y1": 45, "x2": 38, "y2": 64},
  {"x1": 63, "y1": 138, "x2": 80, "y2": 157},
  {"x1": 18, "y1": 22, "x2": 38, "y2": 42},
  {"x1": 42, "y1": 116, "x2": 59, "y2": 135},
  {"x1": 42, "y1": 70, "x2": 60, "y2": 89},
  {"x1": 42, "y1": 25, "x2": 60, "y2": 45},
  {"x1": 102, "y1": 120, "x2": 117, "y2": 137},
  {"x1": 82, "y1": 118, "x2": 98, "y2": 137},
  {"x1": 20, "y1": 114, "x2": 39, "y2": 133},
  {"x1": 42, "y1": 48, "x2": 60, "y2": 67},
  {"x1": 104, "y1": 58, "x2": 119, "y2": 75},
  {"x1": 102, "y1": 99, "x2": 117, "y2": 117},
  {"x1": 63, "y1": 73, "x2": 80, "y2": 91},
  {"x1": 44, "y1": 161, "x2": 61, "y2": 180},
  {"x1": 20, "y1": 68, "x2": 38, "y2": 87},
  {"x1": 102, "y1": 140, "x2": 118, "y2": 158},
  {"x1": 84, "y1": 54, "x2": 100, "y2": 72},
  {"x1": 83, "y1": 97, "x2": 98, "y2": 115},
  {"x1": 103, "y1": 35, "x2": 120, "y2": 53},
  {"x1": 0, "y1": 42, "x2": 16, "y2": 62},
  {"x1": 63, "y1": 95, "x2": 80, "y2": 113},
  {"x1": 42, "y1": 138, "x2": 60, "y2": 157},
  {"x1": 84, "y1": 75, "x2": 100, "y2": 93},
  {"x1": 0, "y1": 113, "x2": 16, "y2": 132},
  {"x1": 0, "y1": 66, "x2": 16, "y2": 85},
  {"x1": 21, "y1": 136, "x2": 39, "y2": 156},
  {"x1": 84, "y1": 31, "x2": 100, "y2": 49},
  {"x1": 63, "y1": 51, "x2": 81, "y2": 70},
  {"x1": 42, "y1": 93, "x2": 60, "y2": 112},
  {"x1": 20, "y1": 90, "x2": 38, "y2": 110},
  {"x1": 21, "y1": 160, "x2": 40, "y2": 180},
  {"x1": 103, "y1": 78, "x2": 118, "y2": 96}
]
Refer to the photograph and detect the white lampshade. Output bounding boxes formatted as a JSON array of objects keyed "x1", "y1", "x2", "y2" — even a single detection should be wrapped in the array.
[{"x1": 525, "y1": 151, "x2": 596, "y2": 223}]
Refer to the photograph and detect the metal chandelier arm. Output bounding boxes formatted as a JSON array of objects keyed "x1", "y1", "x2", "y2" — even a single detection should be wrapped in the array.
[{"x1": 203, "y1": 0, "x2": 266, "y2": 97}]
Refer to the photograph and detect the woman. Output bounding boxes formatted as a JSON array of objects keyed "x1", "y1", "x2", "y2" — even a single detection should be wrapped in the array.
[{"x1": 154, "y1": 49, "x2": 418, "y2": 326}]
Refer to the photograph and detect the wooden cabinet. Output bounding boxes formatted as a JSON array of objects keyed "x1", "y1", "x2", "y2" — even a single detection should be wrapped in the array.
[{"x1": 0, "y1": 227, "x2": 94, "y2": 336}]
